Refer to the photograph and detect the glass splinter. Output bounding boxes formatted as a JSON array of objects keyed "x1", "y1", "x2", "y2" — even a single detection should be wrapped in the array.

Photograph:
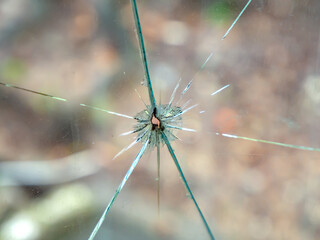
[
  {"x1": 177, "y1": 52, "x2": 215, "y2": 106},
  {"x1": 177, "y1": 80, "x2": 193, "y2": 105},
  {"x1": 112, "y1": 139, "x2": 139, "y2": 160},
  {"x1": 0, "y1": 82, "x2": 133, "y2": 119},
  {"x1": 119, "y1": 130, "x2": 136, "y2": 136},
  {"x1": 201, "y1": 52, "x2": 214, "y2": 70},
  {"x1": 222, "y1": 0, "x2": 253, "y2": 40},
  {"x1": 156, "y1": 134, "x2": 161, "y2": 215},
  {"x1": 216, "y1": 133, "x2": 320, "y2": 152},
  {"x1": 88, "y1": 139, "x2": 150, "y2": 240},
  {"x1": 135, "y1": 88, "x2": 148, "y2": 107},
  {"x1": 166, "y1": 125, "x2": 197, "y2": 132},
  {"x1": 115, "y1": 128, "x2": 151, "y2": 160},
  {"x1": 162, "y1": 132, "x2": 215, "y2": 240},
  {"x1": 91, "y1": 1, "x2": 217, "y2": 239},
  {"x1": 168, "y1": 78, "x2": 182, "y2": 108},
  {"x1": 180, "y1": 104, "x2": 199, "y2": 116},
  {"x1": 182, "y1": 99, "x2": 192, "y2": 110},
  {"x1": 211, "y1": 84, "x2": 230, "y2": 96},
  {"x1": 130, "y1": 0, "x2": 156, "y2": 109}
]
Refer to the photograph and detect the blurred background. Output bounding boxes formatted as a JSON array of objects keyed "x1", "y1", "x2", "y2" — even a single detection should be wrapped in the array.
[{"x1": 0, "y1": 0, "x2": 320, "y2": 239}]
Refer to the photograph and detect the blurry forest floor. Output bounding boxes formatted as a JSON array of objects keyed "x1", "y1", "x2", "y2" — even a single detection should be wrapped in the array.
[{"x1": 0, "y1": 0, "x2": 320, "y2": 240}]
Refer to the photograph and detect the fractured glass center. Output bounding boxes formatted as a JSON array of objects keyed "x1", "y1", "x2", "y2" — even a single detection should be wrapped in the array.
[{"x1": 134, "y1": 104, "x2": 182, "y2": 149}]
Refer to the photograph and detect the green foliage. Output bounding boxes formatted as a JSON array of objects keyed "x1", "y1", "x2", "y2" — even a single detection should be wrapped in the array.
[
  {"x1": 1, "y1": 58, "x2": 27, "y2": 82},
  {"x1": 205, "y1": 1, "x2": 233, "y2": 25}
]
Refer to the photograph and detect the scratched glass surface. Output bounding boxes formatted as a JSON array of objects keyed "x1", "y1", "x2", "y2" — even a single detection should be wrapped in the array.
[{"x1": 0, "y1": 1, "x2": 320, "y2": 240}]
